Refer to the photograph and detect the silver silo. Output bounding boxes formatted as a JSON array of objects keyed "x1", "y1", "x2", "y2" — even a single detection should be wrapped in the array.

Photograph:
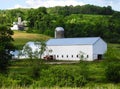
[{"x1": 55, "y1": 27, "x2": 64, "y2": 38}]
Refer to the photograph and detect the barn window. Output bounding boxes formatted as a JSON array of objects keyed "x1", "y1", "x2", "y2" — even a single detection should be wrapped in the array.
[
  {"x1": 71, "y1": 55, "x2": 73, "y2": 58},
  {"x1": 57, "y1": 55, "x2": 59, "y2": 58},
  {"x1": 66, "y1": 55, "x2": 68, "y2": 58},
  {"x1": 87, "y1": 55, "x2": 89, "y2": 58},
  {"x1": 62, "y1": 55, "x2": 64, "y2": 58},
  {"x1": 76, "y1": 55, "x2": 78, "y2": 58}
]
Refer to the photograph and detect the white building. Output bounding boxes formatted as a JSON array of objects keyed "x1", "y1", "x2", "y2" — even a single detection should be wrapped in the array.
[
  {"x1": 10, "y1": 22, "x2": 19, "y2": 30},
  {"x1": 46, "y1": 37, "x2": 107, "y2": 61},
  {"x1": 11, "y1": 42, "x2": 41, "y2": 59},
  {"x1": 11, "y1": 17, "x2": 26, "y2": 30},
  {"x1": 11, "y1": 27, "x2": 107, "y2": 61},
  {"x1": 11, "y1": 37, "x2": 107, "y2": 61}
]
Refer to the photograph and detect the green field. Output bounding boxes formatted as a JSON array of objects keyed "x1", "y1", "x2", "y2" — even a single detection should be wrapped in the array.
[{"x1": 12, "y1": 31, "x2": 51, "y2": 49}]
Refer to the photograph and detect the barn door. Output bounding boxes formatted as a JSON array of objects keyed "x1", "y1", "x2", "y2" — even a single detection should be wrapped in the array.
[{"x1": 98, "y1": 54, "x2": 102, "y2": 60}]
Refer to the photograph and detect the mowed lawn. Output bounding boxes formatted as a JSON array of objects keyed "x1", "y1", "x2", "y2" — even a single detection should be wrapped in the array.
[{"x1": 12, "y1": 31, "x2": 51, "y2": 49}]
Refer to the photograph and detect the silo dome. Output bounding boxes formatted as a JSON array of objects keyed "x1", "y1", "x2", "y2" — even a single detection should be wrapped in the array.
[
  {"x1": 55, "y1": 27, "x2": 64, "y2": 31},
  {"x1": 55, "y1": 27, "x2": 64, "y2": 38}
]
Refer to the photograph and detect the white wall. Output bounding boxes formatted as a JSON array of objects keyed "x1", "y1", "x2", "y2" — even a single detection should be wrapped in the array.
[
  {"x1": 93, "y1": 38, "x2": 107, "y2": 59},
  {"x1": 47, "y1": 45, "x2": 93, "y2": 61},
  {"x1": 11, "y1": 25, "x2": 19, "y2": 30}
]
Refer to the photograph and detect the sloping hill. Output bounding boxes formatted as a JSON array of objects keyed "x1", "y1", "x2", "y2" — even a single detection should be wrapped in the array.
[{"x1": 12, "y1": 31, "x2": 51, "y2": 49}]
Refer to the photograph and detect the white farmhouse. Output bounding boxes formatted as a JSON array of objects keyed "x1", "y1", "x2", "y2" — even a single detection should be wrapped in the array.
[
  {"x1": 11, "y1": 17, "x2": 26, "y2": 30},
  {"x1": 46, "y1": 37, "x2": 107, "y2": 61}
]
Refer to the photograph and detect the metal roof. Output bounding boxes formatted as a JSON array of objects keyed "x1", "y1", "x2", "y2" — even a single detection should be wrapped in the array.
[
  {"x1": 23, "y1": 41, "x2": 41, "y2": 51},
  {"x1": 46, "y1": 37, "x2": 100, "y2": 46}
]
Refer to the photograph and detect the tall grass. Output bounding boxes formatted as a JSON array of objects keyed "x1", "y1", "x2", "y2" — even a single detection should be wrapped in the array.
[
  {"x1": 12, "y1": 31, "x2": 51, "y2": 49},
  {"x1": 0, "y1": 84, "x2": 120, "y2": 89}
]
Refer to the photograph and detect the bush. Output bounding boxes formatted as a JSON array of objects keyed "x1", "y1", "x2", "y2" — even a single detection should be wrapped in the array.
[
  {"x1": 40, "y1": 66, "x2": 88, "y2": 87},
  {"x1": 0, "y1": 74, "x2": 17, "y2": 87},
  {"x1": 74, "y1": 75, "x2": 87, "y2": 87},
  {"x1": 28, "y1": 59, "x2": 48, "y2": 80},
  {"x1": 29, "y1": 66, "x2": 41, "y2": 80},
  {"x1": 9, "y1": 74, "x2": 33, "y2": 86},
  {"x1": 105, "y1": 63, "x2": 120, "y2": 83}
]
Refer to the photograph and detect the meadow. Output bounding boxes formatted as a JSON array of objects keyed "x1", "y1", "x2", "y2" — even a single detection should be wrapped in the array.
[{"x1": 12, "y1": 31, "x2": 51, "y2": 49}]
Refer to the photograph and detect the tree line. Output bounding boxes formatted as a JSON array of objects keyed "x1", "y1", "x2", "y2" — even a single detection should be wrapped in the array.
[{"x1": 0, "y1": 5, "x2": 120, "y2": 43}]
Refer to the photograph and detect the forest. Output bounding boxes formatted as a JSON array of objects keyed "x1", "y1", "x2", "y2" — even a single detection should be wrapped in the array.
[{"x1": 0, "y1": 4, "x2": 120, "y2": 43}]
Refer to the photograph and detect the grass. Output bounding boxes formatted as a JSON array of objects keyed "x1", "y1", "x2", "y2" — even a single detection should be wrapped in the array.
[
  {"x1": 0, "y1": 84, "x2": 120, "y2": 89},
  {"x1": 108, "y1": 44, "x2": 120, "y2": 59},
  {"x1": 8, "y1": 60, "x2": 119, "y2": 88},
  {"x1": 12, "y1": 31, "x2": 51, "y2": 49}
]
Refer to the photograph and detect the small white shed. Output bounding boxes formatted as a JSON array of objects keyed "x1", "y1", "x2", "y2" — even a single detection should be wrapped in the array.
[{"x1": 46, "y1": 37, "x2": 107, "y2": 61}]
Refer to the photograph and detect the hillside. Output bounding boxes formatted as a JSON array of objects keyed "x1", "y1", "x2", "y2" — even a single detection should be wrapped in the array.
[
  {"x1": 12, "y1": 31, "x2": 51, "y2": 49},
  {"x1": 0, "y1": 5, "x2": 120, "y2": 43}
]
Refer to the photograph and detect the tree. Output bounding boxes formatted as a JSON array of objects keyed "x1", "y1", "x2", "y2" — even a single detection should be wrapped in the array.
[
  {"x1": 105, "y1": 63, "x2": 120, "y2": 83},
  {"x1": 34, "y1": 41, "x2": 46, "y2": 59},
  {"x1": 22, "y1": 41, "x2": 47, "y2": 59},
  {"x1": 0, "y1": 25, "x2": 14, "y2": 73},
  {"x1": 22, "y1": 44, "x2": 33, "y2": 59}
]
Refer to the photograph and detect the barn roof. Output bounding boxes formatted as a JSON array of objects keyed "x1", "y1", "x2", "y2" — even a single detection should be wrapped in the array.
[
  {"x1": 23, "y1": 41, "x2": 41, "y2": 51},
  {"x1": 46, "y1": 37, "x2": 100, "y2": 46}
]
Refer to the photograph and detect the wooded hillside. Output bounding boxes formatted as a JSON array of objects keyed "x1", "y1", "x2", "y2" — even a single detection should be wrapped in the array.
[{"x1": 0, "y1": 4, "x2": 120, "y2": 43}]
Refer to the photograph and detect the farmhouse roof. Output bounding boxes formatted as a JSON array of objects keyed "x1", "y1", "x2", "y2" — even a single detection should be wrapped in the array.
[{"x1": 46, "y1": 37, "x2": 100, "y2": 46}]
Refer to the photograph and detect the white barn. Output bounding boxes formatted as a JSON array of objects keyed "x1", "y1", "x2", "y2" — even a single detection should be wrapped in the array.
[
  {"x1": 11, "y1": 37, "x2": 107, "y2": 61},
  {"x1": 46, "y1": 37, "x2": 107, "y2": 61},
  {"x1": 11, "y1": 27, "x2": 107, "y2": 61}
]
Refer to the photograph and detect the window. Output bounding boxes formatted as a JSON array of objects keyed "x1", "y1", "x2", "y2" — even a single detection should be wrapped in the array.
[
  {"x1": 71, "y1": 55, "x2": 73, "y2": 58},
  {"x1": 76, "y1": 55, "x2": 79, "y2": 58},
  {"x1": 57, "y1": 55, "x2": 59, "y2": 58},
  {"x1": 54, "y1": 55, "x2": 56, "y2": 59},
  {"x1": 87, "y1": 55, "x2": 89, "y2": 58},
  {"x1": 66, "y1": 55, "x2": 68, "y2": 58},
  {"x1": 62, "y1": 55, "x2": 64, "y2": 58}
]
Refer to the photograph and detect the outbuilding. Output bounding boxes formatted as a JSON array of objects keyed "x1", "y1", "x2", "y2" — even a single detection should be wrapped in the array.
[{"x1": 46, "y1": 37, "x2": 107, "y2": 61}]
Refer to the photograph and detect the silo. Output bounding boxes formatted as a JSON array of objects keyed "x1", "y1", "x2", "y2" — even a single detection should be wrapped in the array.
[
  {"x1": 55, "y1": 27, "x2": 64, "y2": 38},
  {"x1": 18, "y1": 17, "x2": 22, "y2": 25}
]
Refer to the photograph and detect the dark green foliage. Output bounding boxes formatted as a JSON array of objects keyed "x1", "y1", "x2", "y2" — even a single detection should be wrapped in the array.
[
  {"x1": 0, "y1": 25, "x2": 15, "y2": 73},
  {"x1": 0, "y1": 74, "x2": 10, "y2": 87},
  {"x1": 48, "y1": 5, "x2": 113, "y2": 15},
  {"x1": 28, "y1": 59, "x2": 48, "y2": 80},
  {"x1": 0, "y1": 5, "x2": 120, "y2": 43},
  {"x1": 40, "y1": 66, "x2": 88, "y2": 87},
  {"x1": 9, "y1": 74, "x2": 33, "y2": 86},
  {"x1": 104, "y1": 44, "x2": 120, "y2": 62},
  {"x1": 29, "y1": 65, "x2": 41, "y2": 80},
  {"x1": 105, "y1": 63, "x2": 120, "y2": 83}
]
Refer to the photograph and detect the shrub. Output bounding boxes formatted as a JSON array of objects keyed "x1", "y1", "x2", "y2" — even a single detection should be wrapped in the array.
[
  {"x1": 74, "y1": 75, "x2": 87, "y2": 87},
  {"x1": 0, "y1": 74, "x2": 17, "y2": 87},
  {"x1": 40, "y1": 66, "x2": 88, "y2": 87},
  {"x1": 29, "y1": 66, "x2": 41, "y2": 80},
  {"x1": 28, "y1": 59, "x2": 48, "y2": 80},
  {"x1": 9, "y1": 74, "x2": 33, "y2": 86},
  {"x1": 105, "y1": 63, "x2": 120, "y2": 83}
]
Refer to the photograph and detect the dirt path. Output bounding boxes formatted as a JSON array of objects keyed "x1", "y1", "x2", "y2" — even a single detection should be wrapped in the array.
[{"x1": 46, "y1": 61, "x2": 78, "y2": 64}]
